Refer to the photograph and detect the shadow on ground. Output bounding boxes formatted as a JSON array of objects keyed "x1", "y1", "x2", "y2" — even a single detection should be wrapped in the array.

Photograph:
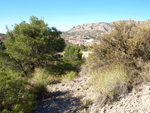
[{"x1": 34, "y1": 91, "x2": 83, "y2": 113}]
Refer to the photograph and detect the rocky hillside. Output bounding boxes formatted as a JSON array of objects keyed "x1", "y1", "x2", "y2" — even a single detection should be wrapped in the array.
[
  {"x1": 61, "y1": 20, "x2": 147, "y2": 39},
  {"x1": 68, "y1": 22, "x2": 112, "y2": 33}
]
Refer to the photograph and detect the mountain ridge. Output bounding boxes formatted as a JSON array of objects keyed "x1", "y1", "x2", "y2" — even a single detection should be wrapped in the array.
[{"x1": 61, "y1": 20, "x2": 148, "y2": 39}]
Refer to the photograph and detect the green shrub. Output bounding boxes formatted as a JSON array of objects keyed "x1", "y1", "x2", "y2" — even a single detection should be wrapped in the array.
[
  {"x1": 0, "y1": 70, "x2": 36, "y2": 113},
  {"x1": 80, "y1": 45, "x2": 87, "y2": 51},
  {"x1": 46, "y1": 63, "x2": 74, "y2": 75},
  {"x1": 63, "y1": 45, "x2": 84, "y2": 71}
]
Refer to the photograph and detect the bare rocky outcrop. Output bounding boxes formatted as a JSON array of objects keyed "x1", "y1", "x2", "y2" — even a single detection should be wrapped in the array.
[
  {"x1": 69, "y1": 20, "x2": 145, "y2": 33},
  {"x1": 68, "y1": 22, "x2": 112, "y2": 33}
]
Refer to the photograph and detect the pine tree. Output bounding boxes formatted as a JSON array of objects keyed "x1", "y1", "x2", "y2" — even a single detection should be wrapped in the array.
[
  {"x1": 2, "y1": 16, "x2": 65, "y2": 73},
  {"x1": 63, "y1": 45, "x2": 83, "y2": 70}
]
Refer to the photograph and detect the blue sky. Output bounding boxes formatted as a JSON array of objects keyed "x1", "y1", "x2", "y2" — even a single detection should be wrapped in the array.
[{"x1": 0, "y1": 0, "x2": 150, "y2": 33}]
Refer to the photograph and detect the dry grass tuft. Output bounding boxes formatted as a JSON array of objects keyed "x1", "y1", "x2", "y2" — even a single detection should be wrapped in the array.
[
  {"x1": 61, "y1": 71, "x2": 77, "y2": 83},
  {"x1": 30, "y1": 68, "x2": 59, "y2": 85},
  {"x1": 29, "y1": 68, "x2": 59, "y2": 100},
  {"x1": 89, "y1": 65, "x2": 129, "y2": 105}
]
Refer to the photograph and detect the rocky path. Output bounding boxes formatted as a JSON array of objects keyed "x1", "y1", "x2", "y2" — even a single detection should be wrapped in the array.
[
  {"x1": 34, "y1": 91, "x2": 82, "y2": 113},
  {"x1": 34, "y1": 76, "x2": 92, "y2": 113},
  {"x1": 34, "y1": 75, "x2": 150, "y2": 113}
]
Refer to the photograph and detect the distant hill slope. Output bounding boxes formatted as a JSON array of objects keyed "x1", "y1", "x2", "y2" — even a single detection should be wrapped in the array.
[{"x1": 61, "y1": 20, "x2": 147, "y2": 39}]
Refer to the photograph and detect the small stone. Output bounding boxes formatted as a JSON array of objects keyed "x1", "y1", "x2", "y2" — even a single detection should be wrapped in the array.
[
  {"x1": 62, "y1": 83, "x2": 65, "y2": 86},
  {"x1": 110, "y1": 106, "x2": 113, "y2": 109},
  {"x1": 77, "y1": 88, "x2": 81, "y2": 90}
]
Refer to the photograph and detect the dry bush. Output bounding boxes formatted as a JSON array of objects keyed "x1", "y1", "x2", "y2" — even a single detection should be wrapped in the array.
[
  {"x1": 88, "y1": 21, "x2": 137, "y2": 70},
  {"x1": 135, "y1": 59, "x2": 150, "y2": 82},
  {"x1": 88, "y1": 21, "x2": 150, "y2": 83},
  {"x1": 86, "y1": 21, "x2": 150, "y2": 106},
  {"x1": 30, "y1": 68, "x2": 59, "y2": 85}
]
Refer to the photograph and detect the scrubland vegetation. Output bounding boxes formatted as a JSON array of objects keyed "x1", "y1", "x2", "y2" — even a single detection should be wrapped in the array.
[
  {"x1": 86, "y1": 20, "x2": 150, "y2": 105},
  {"x1": 1, "y1": 17, "x2": 150, "y2": 112},
  {"x1": 0, "y1": 16, "x2": 83, "y2": 112}
]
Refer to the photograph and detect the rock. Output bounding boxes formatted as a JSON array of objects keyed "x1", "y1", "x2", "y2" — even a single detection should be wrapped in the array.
[{"x1": 62, "y1": 83, "x2": 65, "y2": 86}]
